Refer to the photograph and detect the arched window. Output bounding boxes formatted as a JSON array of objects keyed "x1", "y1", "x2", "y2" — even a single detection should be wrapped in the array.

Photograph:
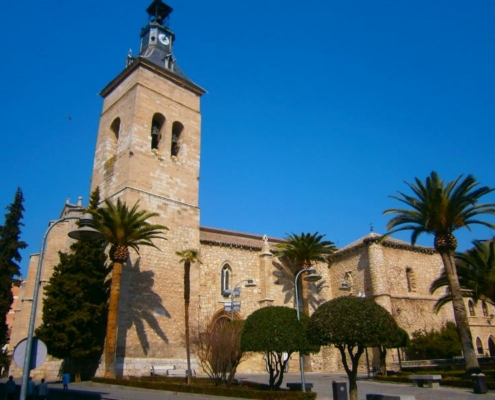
[
  {"x1": 468, "y1": 300, "x2": 476, "y2": 317},
  {"x1": 151, "y1": 113, "x2": 165, "y2": 150},
  {"x1": 110, "y1": 117, "x2": 120, "y2": 142},
  {"x1": 221, "y1": 264, "x2": 232, "y2": 297},
  {"x1": 488, "y1": 336, "x2": 495, "y2": 357},
  {"x1": 406, "y1": 267, "x2": 417, "y2": 292},
  {"x1": 171, "y1": 121, "x2": 184, "y2": 157},
  {"x1": 104, "y1": 117, "x2": 121, "y2": 174},
  {"x1": 476, "y1": 337, "x2": 484, "y2": 355},
  {"x1": 482, "y1": 301, "x2": 489, "y2": 317}
]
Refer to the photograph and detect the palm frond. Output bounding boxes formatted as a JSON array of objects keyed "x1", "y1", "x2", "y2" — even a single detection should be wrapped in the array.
[
  {"x1": 96, "y1": 198, "x2": 168, "y2": 258},
  {"x1": 384, "y1": 171, "x2": 495, "y2": 247},
  {"x1": 433, "y1": 294, "x2": 454, "y2": 313},
  {"x1": 274, "y1": 232, "x2": 336, "y2": 272},
  {"x1": 176, "y1": 249, "x2": 202, "y2": 265},
  {"x1": 430, "y1": 238, "x2": 495, "y2": 304}
]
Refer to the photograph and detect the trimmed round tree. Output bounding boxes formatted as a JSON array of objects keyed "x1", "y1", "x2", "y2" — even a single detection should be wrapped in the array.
[
  {"x1": 241, "y1": 306, "x2": 318, "y2": 389},
  {"x1": 378, "y1": 326, "x2": 409, "y2": 374},
  {"x1": 308, "y1": 297, "x2": 400, "y2": 400}
]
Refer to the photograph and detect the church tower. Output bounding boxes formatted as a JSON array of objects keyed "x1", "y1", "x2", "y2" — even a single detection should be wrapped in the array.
[
  {"x1": 91, "y1": 0, "x2": 205, "y2": 374},
  {"x1": 92, "y1": 0, "x2": 205, "y2": 206}
]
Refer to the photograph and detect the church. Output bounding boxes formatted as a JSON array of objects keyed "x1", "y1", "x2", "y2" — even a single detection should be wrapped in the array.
[{"x1": 8, "y1": 0, "x2": 495, "y2": 378}]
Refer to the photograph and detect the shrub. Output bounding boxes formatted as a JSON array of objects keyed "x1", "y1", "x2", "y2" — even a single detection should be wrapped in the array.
[
  {"x1": 92, "y1": 377, "x2": 317, "y2": 399},
  {"x1": 191, "y1": 319, "x2": 247, "y2": 385},
  {"x1": 406, "y1": 322, "x2": 462, "y2": 360}
]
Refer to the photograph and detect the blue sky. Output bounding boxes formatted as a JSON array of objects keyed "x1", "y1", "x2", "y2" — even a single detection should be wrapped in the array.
[{"x1": 1, "y1": 0, "x2": 494, "y2": 276}]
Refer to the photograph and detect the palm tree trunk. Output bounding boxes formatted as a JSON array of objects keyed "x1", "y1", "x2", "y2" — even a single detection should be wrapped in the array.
[
  {"x1": 439, "y1": 251, "x2": 481, "y2": 374},
  {"x1": 300, "y1": 278, "x2": 313, "y2": 372},
  {"x1": 184, "y1": 261, "x2": 192, "y2": 385},
  {"x1": 301, "y1": 277, "x2": 310, "y2": 315},
  {"x1": 104, "y1": 261, "x2": 123, "y2": 379}
]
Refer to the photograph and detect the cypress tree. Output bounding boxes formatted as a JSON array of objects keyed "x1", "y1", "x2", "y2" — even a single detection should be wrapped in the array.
[
  {"x1": 0, "y1": 188, "x2": 27, "y2": 347},
  {"x1": 35, "y1": 188, "x2": 109, "y2": 381}
]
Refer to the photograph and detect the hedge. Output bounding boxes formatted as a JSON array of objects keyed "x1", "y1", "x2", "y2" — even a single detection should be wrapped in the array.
[{"x1": 92, "y1": 377, "x2": 317, "y2": 399}]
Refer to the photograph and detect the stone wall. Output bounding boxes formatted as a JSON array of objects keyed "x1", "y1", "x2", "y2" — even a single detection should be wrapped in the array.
[{"x1": 11, "y1": 216, "x2": 495, "y2": 379}]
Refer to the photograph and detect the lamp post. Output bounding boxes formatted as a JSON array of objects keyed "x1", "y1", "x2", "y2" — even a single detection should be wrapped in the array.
[
  {"x1": 19, "y1": 213, "x2": 103, "y2": 400},
  {"x1": 294, "y1": 267, "x2": 321, "y2": 393},
  {"x1": 230, "y1": 278, "x2": 257, "y2": 320}
]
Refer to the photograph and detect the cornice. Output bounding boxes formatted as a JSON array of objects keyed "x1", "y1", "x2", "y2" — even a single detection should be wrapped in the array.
[{"x1": 100, "y1": 57, "x2": 206, "y2": 98}]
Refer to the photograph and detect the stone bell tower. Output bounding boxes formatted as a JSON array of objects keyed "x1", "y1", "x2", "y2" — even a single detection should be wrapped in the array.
[{"x1": 91, "y1": 0, "x2": 205, "y2": 375}]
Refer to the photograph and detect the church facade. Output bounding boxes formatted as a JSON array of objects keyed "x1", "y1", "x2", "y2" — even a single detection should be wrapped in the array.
[{"x1": 8, "y1": 0, "x2": 495, "y2": 378}]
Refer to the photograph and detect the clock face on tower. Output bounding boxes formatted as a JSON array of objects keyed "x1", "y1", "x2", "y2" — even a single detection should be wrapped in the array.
[{"x1": 158, "y1": 33, "x2": 170, "y2": 46}]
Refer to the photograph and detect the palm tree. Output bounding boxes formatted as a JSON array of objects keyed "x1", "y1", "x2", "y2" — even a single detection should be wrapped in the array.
[
  {"x1": 275, "y1": 232, "x2": 335, "y2": 372},
  {"x1": 275, "y1": 232, "x2": 336, "y2": 315},
  {"x1": 176, "y1": 249, "x2": 202, "y2": 385},
  {"x1": 95, "y1": 198, "x2": 168, "y2": 378},
  {"x1": 431, "y1": 238, "x2": 495, "y2": 310},
  {"x1": 384, "y1": 171, "x2": 495, "y2": 373}
]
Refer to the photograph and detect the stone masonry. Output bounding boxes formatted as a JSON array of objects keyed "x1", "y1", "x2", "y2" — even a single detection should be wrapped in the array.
[{"x1": 8, "y1": 0, "x2": 495, "y2": 380}]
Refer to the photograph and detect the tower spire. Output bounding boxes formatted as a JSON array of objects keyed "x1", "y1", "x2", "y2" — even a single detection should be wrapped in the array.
[
  {"x1": 146, "y1": 0, "x2": 173, "y2": 25},
  {"x1": 138, "y1": 0, "x2": 196, "y2": 81}
]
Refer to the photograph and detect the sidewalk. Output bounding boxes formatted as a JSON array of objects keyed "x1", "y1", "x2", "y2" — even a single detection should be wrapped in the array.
[
  {"x1": 3, "y1": 373, "x2": 495, "y2": 400},
  {"x1": 237, "y1": 373, "x2": 495, "y2": 400}
]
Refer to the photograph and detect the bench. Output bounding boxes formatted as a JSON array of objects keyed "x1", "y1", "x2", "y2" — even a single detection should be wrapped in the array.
[
  {"x1": 286, "y1": 382, "x2": 314, "y2": 392},
  {"x1": 150, "y1": 365, "x2": 175, "y2": 376},
  {"x1": 167, "y1": 369, "x2": 196, "y2": 377},
  {"x1": 369, "y1": 365, "x2": 381, "y2": 376},
  {"x1": 408, "y1": 374, "x2": 442, "y2": 388},
  {"x1": 367, "y1": 395, "x2": 415, "y2": 400}
]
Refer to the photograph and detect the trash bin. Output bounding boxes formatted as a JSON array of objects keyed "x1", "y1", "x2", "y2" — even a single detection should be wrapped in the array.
[
  {"x1": 332, "y1": 380, "x2": 348, "y2": 400},
  {"x1": 472, "y1": 373, "x2": 488, "y2": 394}
]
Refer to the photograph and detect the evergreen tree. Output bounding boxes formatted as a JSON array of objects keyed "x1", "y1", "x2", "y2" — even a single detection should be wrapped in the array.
[
  {"x1": 35, "y1": 189, "x2": 109, "y2": 381},
  {"x1": 0, "y1": 188, "x2": 27, "y2": 347}
]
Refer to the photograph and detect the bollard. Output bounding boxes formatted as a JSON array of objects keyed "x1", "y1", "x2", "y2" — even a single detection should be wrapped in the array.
[
  {"x1": 332, "y1": 380, "x2": 348, "y2": 400},
  {"x1": 472, "y1": 373, "x2": 488, "y2": 394}
]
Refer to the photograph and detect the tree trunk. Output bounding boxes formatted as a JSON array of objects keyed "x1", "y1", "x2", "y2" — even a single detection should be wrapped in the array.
[
  {"x1": 378, "y1": 346, "x2": 387, "y2": 375},
  {"x1": 300, "y1": 278, "x2": 313, "y2": 371},
  {"x1": 301, "y1": 276, "x2": 310, "y2": 315},
  {"x1": 337, "y1": 345, "x2": 362, "y2": 400},
  {"x1": 70, "y1": 358, "x2": 80, "y2": 383},
  {"x1": 349, "y1": 378, "x2": 358, "y2": 400},
  {"x1": 184, "y1": 261, "x2": 192, "y2": 385},
  {"x1": 104, "y1": 261, "x2": 123, "y2": 379},
  {"x1": 439, "y1": 250, "x2": 481, "y2": 374}
]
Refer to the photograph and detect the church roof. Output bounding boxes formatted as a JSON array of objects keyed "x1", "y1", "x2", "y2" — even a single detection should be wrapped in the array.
[
  {"x1": 332, "y1": 232, "x2": 436, "y2": 260},
  {"x1": 137, "y1": 48, "x2": 194, "y2": 85},
  {"x1": 200, "y1": 227, "x2": 284, "y2": 251}
]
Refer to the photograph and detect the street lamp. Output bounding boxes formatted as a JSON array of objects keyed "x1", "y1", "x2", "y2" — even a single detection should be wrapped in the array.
[
  {"x1": 294, "y1": 267, "x2": 321, "y2": 393},
  {"x1": 19, "y1": 213, "x2": 103, "y2": 400},
  {"x1": 229, "y1": 278, "x2": 257, "y2": 320}
]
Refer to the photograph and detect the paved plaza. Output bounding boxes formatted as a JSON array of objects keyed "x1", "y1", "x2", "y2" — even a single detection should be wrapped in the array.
[
  {"x1": 237, "y1": 373, "x2": 495, "y2": 400},
  {"x1": 2, "y1": 373, "x2": 495, "y2": 399}
]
